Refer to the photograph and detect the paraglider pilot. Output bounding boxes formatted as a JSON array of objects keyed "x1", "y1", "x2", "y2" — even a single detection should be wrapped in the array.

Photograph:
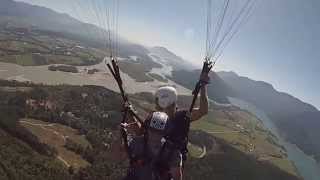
[{"x1": 115, "y1": 70, "x2": 210, "y2": 180}]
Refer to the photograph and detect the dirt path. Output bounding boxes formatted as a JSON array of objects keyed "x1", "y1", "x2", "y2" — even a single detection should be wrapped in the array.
[
  {"x1": 20, "y1": 120, "x2": 70, "y2": 166},
  {"x1": 208, "y1": 131, "x2": 241, "y2": 134},
  {"x1": 57, "y1": 156, "x2": 70, "y2": 167},
  {"x1": 20, "y1": 120, "x2": 67, "y2": 141},
  {"x1": 20, "y1": 120, "x2": 54, "y2": 127}
]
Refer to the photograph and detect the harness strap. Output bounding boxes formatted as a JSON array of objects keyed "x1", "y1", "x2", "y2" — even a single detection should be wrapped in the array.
[
  {"x1": 121, "y1": 109, "x2": 134, "y2": 161},
  {"x1": 153, "y1": 138, "x2": 177, "y2": 180},
  {"x1": 143, "y1": 113, "x2": 173, "y2": 180},
  {"x1": 131, "y1": 159, "x2": 146, "y2": 168}
]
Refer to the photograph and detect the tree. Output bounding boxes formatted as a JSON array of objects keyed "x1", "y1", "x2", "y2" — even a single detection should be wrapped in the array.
[{"x1": 30, "y1": 87, "x2": 48, "y2": 101}]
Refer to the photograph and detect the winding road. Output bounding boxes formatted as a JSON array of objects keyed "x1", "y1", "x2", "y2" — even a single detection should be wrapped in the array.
[
  {"x1": 199, "y1": 145, "x2": 207, "y2": 158},
  {"x1": 208, "y1": 130, "x2": 241, "y2": 134}
]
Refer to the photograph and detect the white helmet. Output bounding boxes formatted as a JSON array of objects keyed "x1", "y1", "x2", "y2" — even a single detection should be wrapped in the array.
[{"x1": 155, "y1": 86, "x2": 178, "y2": 109}]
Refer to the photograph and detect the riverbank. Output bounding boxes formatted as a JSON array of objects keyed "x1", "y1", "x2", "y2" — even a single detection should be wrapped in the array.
[
  {"x1": 0, "y1": 61, "x2": 191, "y2": 95},
  {"x1": 229, "y1": 97, "x2": 320, "y2": 180}
]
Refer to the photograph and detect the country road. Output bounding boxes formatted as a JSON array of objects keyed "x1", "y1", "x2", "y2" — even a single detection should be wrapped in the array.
[
  {"x1": 57, "y1": 156, "x2": 70, "y2": 167},
  {"x1": 199, "y1": 145, "x2": 207, "y2": 158},
  {"x1": 20, "y1": 120, "x2": 55, "y2": 127},
  {"x1": 20, "y1": 120, "x2": 67, "y2": 141},
  {"x1": 208, "y1": 130, "x2": 241, "y2": 134}
]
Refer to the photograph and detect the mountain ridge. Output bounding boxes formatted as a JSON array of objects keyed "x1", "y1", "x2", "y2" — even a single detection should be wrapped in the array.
[
  {"x1": 1, "y1": 0, "x2": 319, "y2": 170},
  {"x1": 1, "y1": 0, "x2": 197, "y2": 73},
  {"x1": 149, "y1": 46, "x2": 195, "y2": 70},
  {"x1": 217, "y1": 71, "x2": 318, "y2": 113},
  {"x1": 0, "y1": 0, "x2": 313, "y2": 179},
  {"x1": 216, "y1": 71, "x2": 320, "y2": 163}
]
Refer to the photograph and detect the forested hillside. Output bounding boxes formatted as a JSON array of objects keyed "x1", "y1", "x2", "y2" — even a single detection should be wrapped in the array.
[{"x1": 0, "y1": 80, "x2": 302, "y2": 180}]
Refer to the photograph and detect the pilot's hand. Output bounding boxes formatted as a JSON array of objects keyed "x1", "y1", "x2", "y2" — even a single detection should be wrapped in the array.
[{"x1": 200, "y1": 71, "x2": 210, "y2": 85}]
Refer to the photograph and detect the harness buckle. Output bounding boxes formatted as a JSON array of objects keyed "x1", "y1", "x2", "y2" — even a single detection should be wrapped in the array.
[{"x1": 132, "y1": 159, "x2": 145, "y2": 167}]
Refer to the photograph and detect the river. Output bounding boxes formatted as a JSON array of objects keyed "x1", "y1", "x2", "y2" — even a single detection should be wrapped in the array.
[
  {"x1": 229, "y1": 97, "x2": 320, "y2": 180},
  {"x1": 0, "y1": 62, "x2": 191, "y2": 95}
]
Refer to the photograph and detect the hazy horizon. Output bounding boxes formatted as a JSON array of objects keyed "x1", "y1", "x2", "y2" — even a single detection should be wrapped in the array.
[{"x1": 17, "y1": 0, "x2": 320, "y2": 109}]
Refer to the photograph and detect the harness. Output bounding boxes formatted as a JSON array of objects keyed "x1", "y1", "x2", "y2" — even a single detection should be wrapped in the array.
[
  {"x1": 106, "y1": 57, "x2": 211, "y2": 180},
  {"x1": 143, "y1": 112, "x2": 173, "y2": 180},
  {"x1": 162, "y1": 110, "x2": 191, "y2": 158},
  {"x1": 124, "y1": 111, "x2": 187, "y2": 180}
]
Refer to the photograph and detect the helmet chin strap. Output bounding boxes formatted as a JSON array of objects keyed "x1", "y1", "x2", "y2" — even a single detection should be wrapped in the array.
[
  {"x1": 155, "y1": 101, "x2": 176, "y2": 119},
  {"x1": 164, "y1": 104, "x2": 177, "y2": 119}
]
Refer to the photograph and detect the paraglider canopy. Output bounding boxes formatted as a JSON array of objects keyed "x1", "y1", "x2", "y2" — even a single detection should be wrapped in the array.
[
  {"x1": 69, "y1": 0, "x2": 120, "y2": 59},
  {"x1": 189, "y1": 0, "x2": 257, "y2": 114},
  {"x1": 204, "y1": 0, "x2": 257, "y2": 64}
]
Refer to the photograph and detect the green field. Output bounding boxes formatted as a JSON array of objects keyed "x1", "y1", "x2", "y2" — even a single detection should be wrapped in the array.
[
  {"x1": 0, "y1": 27, "x2": 106, "y2": 66},
  {"x1": 148, "y1": 73, "x2": 169, "y2": 83},
  {"x1": 20, "y1": 118, "x2": 90, "y2": 170},
  {"x1": 118, "y1": 60, "x2": 154, "y2": 82},
  {"x1": 0, "y1": 129, "x2": 71, "y2": 180},
  {"x1": 191, "y1": 109, "x2": 299, "y2": 177},
  {"x1": 0, "y1": 80, "x2": 301, "y2": 180}
]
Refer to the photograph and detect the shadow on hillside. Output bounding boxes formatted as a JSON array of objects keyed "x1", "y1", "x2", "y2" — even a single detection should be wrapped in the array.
[{"x1": 184, "y1": 136, "x2": 302, "y2": 180}]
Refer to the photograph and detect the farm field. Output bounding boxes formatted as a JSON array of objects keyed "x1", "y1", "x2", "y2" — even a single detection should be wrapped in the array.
[
  {"x1": 20, "y1": 118, "x2": 90, "y2": 170},
  {"x1": 0, "y1": 26, "x2": 106, "y2": 66},
  {"x1": 191, "y1": 109, "x2": 298, "y2": 176}
]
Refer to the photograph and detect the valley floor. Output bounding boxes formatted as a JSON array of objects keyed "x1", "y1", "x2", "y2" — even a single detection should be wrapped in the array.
[
  {"x1": 0, "y1": 61, "x2": 191, "y2": 95},
  {"x1": 0, "y1": 77, "x2": 302, "y2": 180},
  {"x1": 191, "y1": 108, "x2": 300, "y2": 177},
  {"x1": 20, "y1": 118, "x2": 90, "y2": 170}
]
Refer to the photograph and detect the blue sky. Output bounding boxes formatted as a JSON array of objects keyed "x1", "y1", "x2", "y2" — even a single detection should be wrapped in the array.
[{"x1": 19, "y1": 0, "x2": 320, "y2": 109}]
